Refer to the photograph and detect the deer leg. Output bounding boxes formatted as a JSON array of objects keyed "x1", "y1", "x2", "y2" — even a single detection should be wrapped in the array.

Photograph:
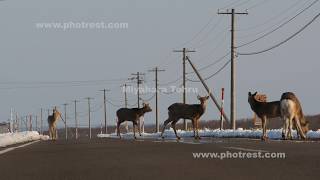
[
  {"x1": 132, "y1": 122, "x2": 137, "y2": 139},
  {"x1": 261, "y1": 116, "x2": 268, "y2": 141},
  {"x1": 49, "y1": 126, "x2": 52, "y2": 140},
  {"x1": 196, "y1": 119, "x2": 201, "y2": 140},
  {"x1": 288, "y1": 117, "x2": 293, "y2": 140},
  {"x1": 171, "y1": 121, "x2": 180, "y2": 140},
  {"x1": 53, "y1": 127, "x2": 56, "y2": 140},
  {"x1": 294, "y1": 116, "x2": 306, "y2": 140},
  {"x1": 117, "y1": 121, "x2": 122, "y2": 139},
  {"x1": 192, "y1": 119, "x2": 196, "y2": 138},
  {"x1": 282, "y1": 116, "x2": 289, "y2": 140},
  {"x1": 138, "y1": 118, "x2": 142, "y2": 136},
  {"x1": 160, "y1": 118, "x2": 171, "y2": 139},
  {"x1": 55, "y1": 126, "x2": 58, "y2": 140},
  {"x1": 282, "y1": 115, "x2": 287, "y2": 139}
]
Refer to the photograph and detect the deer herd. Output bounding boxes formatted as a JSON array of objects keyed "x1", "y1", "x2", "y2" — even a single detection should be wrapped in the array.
[{"x1": 47, "y1": 92, "x2": 309, "y2": 141}]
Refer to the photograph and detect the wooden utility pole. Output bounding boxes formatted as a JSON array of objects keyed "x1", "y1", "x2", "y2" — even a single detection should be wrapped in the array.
[
  {"x1": 173, "y1": 48, "x2": 195, "y2": 130},
  {"x1": 15, "y1": 113, "x2": 18, "y2": 132},
  {"x1": 35, "y1": 115, "x2": 38, "y2": 132},
  {"x1": 185, "y1": 56, "x2": 230, "y2": 123},
  {"x1": 85, "y1": 97, "x2": 93, "y2": 139},
  {"x1": 100, "y1": 89, "x2": 110, "y2": 134},
  {"x1": 130, "y1": 72, "x2": 145, "y2": 108},
  {"x1": 218, "y1": 8, "x2": 248, "y2": 130},
  {"x1": 29, "y1": 115, "x2": 32, "y2": 131},
  {"x1": 74, "y1": 100, "x2": 79, "y2": 140},
  {"x1": 149, "y1": 67, "x2": 165, "y2": 133},
  {"x1": 63, "y1": 103, "x2": 68, "y2": 140},
  {"x1": 130, "y1": 72, "x2": 145, "y2": 133},
  {"x1": 220, "y1": 88, "x2": 225, "y2": 130},
  {"x1": 25, "y1": 116, "x2": 28, "y2": 131},
  {"x1": 121, "y1": 84, "x2": 131, "y2": 132},
  {"x1": 40, "y1": 108, "x2": 43, "y2": 134}
]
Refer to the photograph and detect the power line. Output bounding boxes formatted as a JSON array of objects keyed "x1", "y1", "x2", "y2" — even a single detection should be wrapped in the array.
[
  {"x1": 186, "y1": 52, "x2": 230, "y2": 75},
  {"x1": 140, "y1": 93, "x2": 156, "y2": 102},
  {"x1": 238, "y1": 11, "x2": 320, "y2": 56},
  {"x1": 237, "y1": 0, "x2": 304, "y2": 32},
  {"x1": 237, "y1": 0, "x2": 319, "y2": 48},
  {"x1": 246, "y1": 0, "x2": 270, "y2": 10},
  {"x1": 106, "y1": 99, "x2": 123, "y2": 108},
  {"x1": 187, "y1": 59, "x2": 231, "y2": 82},
  {"x1": 0, "y1": 78, "x2": 127, "y2": 85}
]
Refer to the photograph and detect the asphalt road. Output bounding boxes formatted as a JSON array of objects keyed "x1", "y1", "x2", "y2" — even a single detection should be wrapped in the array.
[{"x1": 0, "y1": 137, "x2": 320, "y2": 180}]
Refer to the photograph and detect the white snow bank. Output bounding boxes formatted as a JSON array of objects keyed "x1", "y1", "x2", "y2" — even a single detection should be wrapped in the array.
[
  {"x1": 0, "y1": 131, "x2": 49, "y2": 147},
  {"x1": 97, "y1": 128, "x2": 320, "y2": 140}
]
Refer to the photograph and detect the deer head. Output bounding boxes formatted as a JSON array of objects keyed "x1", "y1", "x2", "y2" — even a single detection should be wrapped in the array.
[
  {"x1": 248, "y1": 91, "x2": 258, "y2": 104},
  {"x1": 197, "y1": 95, "x2": 210, "y2": 106},
  {"x1": 142, "y1": 102, "x2": 152, "y2": 113}
]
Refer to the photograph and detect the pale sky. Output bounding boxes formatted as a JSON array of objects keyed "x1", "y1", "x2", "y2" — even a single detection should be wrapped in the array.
[{"x1": 0, "y1": 0, "x2": 319, "y2": 129}]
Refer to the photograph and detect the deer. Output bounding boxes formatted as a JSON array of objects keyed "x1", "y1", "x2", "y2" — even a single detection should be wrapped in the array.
[
  {"x1": 116, "y1": 103, "x2": 152, "y2": 139},
  {"x1": 280, "y1": 92, "x2": 309, "y2": 140},
  {"x1": 48, "y1": 108, "x2": 64, "y2": 140},
  {"x1": 248, "y1": 92, "x2": 281, "y2": 141},
  {"x1": 160, "y1": 95, "x2": 210, "y2": 140}
]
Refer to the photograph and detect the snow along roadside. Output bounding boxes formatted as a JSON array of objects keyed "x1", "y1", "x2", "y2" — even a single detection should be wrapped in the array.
[
  {"x1": 97, "y1": 128, "x2": 320, "y2": 140},
  {"x1": 0, "y1": 131, "x2": 49, "y2": 148}
]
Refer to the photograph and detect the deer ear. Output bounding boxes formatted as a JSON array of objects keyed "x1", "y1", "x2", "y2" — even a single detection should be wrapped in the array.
[
  {"x1": 248, "y1": 92, "x2": 251, "y2": 96},
  {"x1": 206, "y1": 96, "x2": 209, "y2": 100},
  {"x1": 253, "y1": 92, "x2": 258, "y2": 96},
  {"x1": 197, "y1": 95, "x2": 201, "y2": 99}
]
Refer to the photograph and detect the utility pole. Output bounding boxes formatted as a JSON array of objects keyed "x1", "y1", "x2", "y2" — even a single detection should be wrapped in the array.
[
  {"x1": 130, "y1": 72, "x2": 145, "y2": 133},
  {"x1": 100, "y1": 89, "x2": 110, "y2": 134},
  {"x1": 185, "y1": 56, "x2": 230, "y2": 123},
  {"x1": 25, "y1": 116, "x2": 28, "y2": 131},
  {"x1": 63, "y1": 103, "x2": 68, "y2": 140},
  {"x1": 85, "y1": 97, "x2": 93, "y2": 139},
  {"x1": 15, "y1": 113, "x2": 19, "y2": 132},
  {"x1": 35, "y1": 115, "x2": 38, "y2": 132},
  {"x1": 218, "y1": 8, "x2": 248, "y2": 130},
  {"x1": 173, "y1": 48, "x2": 195, "y2": 130},
  {"x1": 149, "y1": 67, "x2": 165, "y2": 133},
  {"x1": 74, "y1": 100, "x2": 79, "y2": 140},
  {"x1": 130, "y1": 72, "x2": 145, "y2": 108},
  {"x1": 121, "y1": 84, "x2": 131, "y2": 132},
  {"x1": 40, "y1": 108, "x2": 43, "y2": 134},
  {"x1": 29, "y1": 115, "x2": 32, "y2": 131}
]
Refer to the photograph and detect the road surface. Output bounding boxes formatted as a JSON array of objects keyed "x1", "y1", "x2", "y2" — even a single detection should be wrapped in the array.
[{"x1": 0, "y1": 137, "x2": 319, "y2": 180}]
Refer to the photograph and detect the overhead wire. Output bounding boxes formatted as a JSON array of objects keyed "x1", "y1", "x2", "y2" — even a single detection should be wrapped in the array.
[
  {"x1": 238, "y1": 11, "x2": 320, "y2": 55},
  {"x1": 237, "y1": 0, "x2": 319, "y2": 48}
]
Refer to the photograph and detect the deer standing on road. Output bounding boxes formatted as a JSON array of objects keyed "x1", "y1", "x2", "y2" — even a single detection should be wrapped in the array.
[
  {"x1": 48, "y1": 108, "x2": 63, "y2": 140},
  {"x1": 281, "y1": 92, "x2": 308, "y2": 140},
  {"x1": 161, "y1": 95, "x2": 209, "y2": 140},
  {"x1": 248, "y1": 92, "x2": 281, "y2": 141},
  {"x1": 116, "y1": 103, "x2": 152, "y2": 139}
]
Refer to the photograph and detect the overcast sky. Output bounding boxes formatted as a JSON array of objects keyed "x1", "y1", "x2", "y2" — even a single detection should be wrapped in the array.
[{"x1": 0, "y1": 0, "x2": 319, "y2": 129}]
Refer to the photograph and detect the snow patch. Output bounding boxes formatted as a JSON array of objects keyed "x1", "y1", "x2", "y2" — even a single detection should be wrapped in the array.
[
  {"x1": 0, "y1": 131, "x2": 49, "y2": 147},
  {"x1": 97, "y1": 128, "x2": 320, "y2": 140}
]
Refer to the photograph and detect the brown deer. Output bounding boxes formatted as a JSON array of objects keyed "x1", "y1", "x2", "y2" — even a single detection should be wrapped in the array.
[
  {"x1": 281, "y1": 92, "x2": 308, "y2": 140},
  {"x1": 116, "y1": 103, "x2": 152, "y2": 139},
  {"x1": 160, "y1": 95, "x2": 209, "y2": 140},
  {"x1": 48, "y1": 108, "x2": 63, "y2": 140},
  {"x1": 248, "y1": 92, "x2": 281, "y2": 141}
]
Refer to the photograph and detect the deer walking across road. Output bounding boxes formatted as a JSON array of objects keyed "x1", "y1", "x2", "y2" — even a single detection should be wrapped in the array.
[
  {"x1": 116, "y1": 103, "x2": 152, "y2": 139},
  {"x1": 161, "y1": 95, "x2": 209, "y2": 140}
]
